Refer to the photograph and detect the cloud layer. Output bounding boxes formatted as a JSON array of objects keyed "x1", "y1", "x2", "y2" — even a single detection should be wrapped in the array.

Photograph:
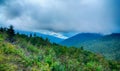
[{"x1": 0, "y1": 0, "x2": 120, "y2": 38}]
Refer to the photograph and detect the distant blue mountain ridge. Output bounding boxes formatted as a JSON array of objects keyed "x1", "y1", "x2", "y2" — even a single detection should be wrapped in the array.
[
  {"x1": 15, "y1": 30, "x2": 64, "y2": 43},
  {"x1": 60, "y1": 33, "x2": 103, "y2": 46}
]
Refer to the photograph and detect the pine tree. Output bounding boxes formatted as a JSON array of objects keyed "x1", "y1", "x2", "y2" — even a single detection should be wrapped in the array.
[
  {"x1": 30, "y1": 33, "x2": 32, "y2": 38},
  {"x1": 80, "y1": 46, "x2": 84, "y2": 50},
  {"x1": 34, "y1": 33, "x2": 36, "y2": 37},
  {"x1": 0, "y1": 27, "x2": 4, "y2": 32},
  {"x1": 7, "y1": 25, "x2": 15, "y2": 42}
]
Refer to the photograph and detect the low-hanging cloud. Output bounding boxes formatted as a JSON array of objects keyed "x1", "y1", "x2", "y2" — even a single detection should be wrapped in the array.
[{"x1": 0, "y1": 0, "x2": 120, "y2": 34}]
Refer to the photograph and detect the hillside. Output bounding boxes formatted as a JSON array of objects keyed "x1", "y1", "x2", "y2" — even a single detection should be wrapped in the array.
[
  {"x1": 77, "y1": 33, "x2": 120, "y2": 61},
  {"x1": 60, "y1": 32, "x2": 120, "y2": 61},
  {"x1": 0, "y1": 26, "x2": 120, "y2": 71},
  {"x1": 60, "y1": 33, "x2": 102, "y2": 46}
]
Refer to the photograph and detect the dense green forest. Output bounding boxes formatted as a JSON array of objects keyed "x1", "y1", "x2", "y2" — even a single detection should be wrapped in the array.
[
  {"x1": 0, "y1": 26, "x2": 120, "y2": 71},
  {"x1": 77, "y1": 34, "x2": 120, "y2": 61},
  {"x1": 60, "y1": 33, "x2": 120, "y2": 61}
]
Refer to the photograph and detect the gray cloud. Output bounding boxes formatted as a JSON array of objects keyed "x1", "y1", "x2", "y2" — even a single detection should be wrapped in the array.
[
  {"x1": 0, "y1": 0, "x2": 8, "y2": 5},
  {"x1": 0, "y1": 0, "x2": 120, "y2": 34}
]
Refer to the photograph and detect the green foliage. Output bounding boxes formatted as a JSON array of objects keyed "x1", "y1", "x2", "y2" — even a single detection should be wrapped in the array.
[
  {"x1": 0, "y1": 35, "x2": 3, "y2": 41},
  {"x1": 0, "y1": 28, "x2": 120, "y2": 71},
  {"x1": 109, "y1": 61, "x2": 120, "y2": 70},
  {"x1": 27, "y1": 44, "x2": 39, "y2": 53},
  {"x1": 86, "y1": 61, "x2": 103, "y2": 71},
  {"x1": 77, "y1": 34, "x2": 120, "y2": 61},
  {"x1": 0, "y1": 63, "x2": 17, "y2": 71}
]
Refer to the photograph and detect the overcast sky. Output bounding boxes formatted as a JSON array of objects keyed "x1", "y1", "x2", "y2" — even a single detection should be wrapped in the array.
[{"x1": 0, "y1": 0, "x2": 120, "y2": 39}]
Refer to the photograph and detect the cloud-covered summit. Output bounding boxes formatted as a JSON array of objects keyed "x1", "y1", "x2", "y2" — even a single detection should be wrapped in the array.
[{"x1": 0, "y1": 0, "x2": 120, "y2": 38}]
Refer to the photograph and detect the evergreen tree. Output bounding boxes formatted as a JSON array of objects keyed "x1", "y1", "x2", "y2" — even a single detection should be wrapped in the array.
[
  {"x1": 34, "y1": 33, "x2": 36, "y2": 37},
  {"x1": 30, "y1": 33, "x2": 32, "y2": 38},
  {"x1": 0, "y1": 27, "x2": 4, "y2": 32},
  {"x1": 3, "y1": 27, "x2": 7, "y2": 32},
  {"x1": 45, "y1": 38, "x2": 50, "y2": 45},
  {"x1": 45, "y1": 38, "x2": 49, "y2": 42},
  {"x1": 80, "y1": 46, "x2": 84, "y2": 50},
  {"x1": 7, "y1": 25, "x2": 15, "y2": 42}
]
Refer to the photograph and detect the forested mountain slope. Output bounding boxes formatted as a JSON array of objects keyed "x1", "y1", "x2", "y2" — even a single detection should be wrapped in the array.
[
  {"x1": 77, "y1": 33, "x2": 120, "y2": 60},
  {"x1": 60, "y1": 33, "x2": 102, "y2": 46},
  {"x1": 0, "y1": 26, "x2": 120, "y2": 71}
]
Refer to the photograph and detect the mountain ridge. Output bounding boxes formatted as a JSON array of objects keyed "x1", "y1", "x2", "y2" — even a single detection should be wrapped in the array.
[
  {"x1": 60, "y1": 33, "x2": 103, "y2": 46},
  {"x1": 16, "y1": 30, "x2": 64, "y2": 43},
  {"x1": 77, "y1": 33, "x2": 120, "y2": 60},
  {"x1": 60, "y1": 33, "x2": 120, "y2": 60}
]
